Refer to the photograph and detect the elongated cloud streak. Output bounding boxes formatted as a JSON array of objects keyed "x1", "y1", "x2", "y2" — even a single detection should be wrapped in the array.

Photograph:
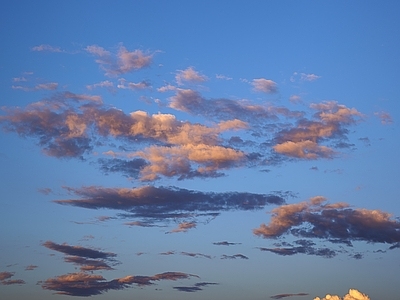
[{"x1": 55, "y1": 185, "x2": 286, "y2": 221}]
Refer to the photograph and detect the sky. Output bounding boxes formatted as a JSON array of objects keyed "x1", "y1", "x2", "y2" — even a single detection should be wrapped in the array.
[{"x1": 0, "y1": 1, "x2": 399, "y2": 299}]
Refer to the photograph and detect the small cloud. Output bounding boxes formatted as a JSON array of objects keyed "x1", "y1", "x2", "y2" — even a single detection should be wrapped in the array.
[
  {"x1": 176, "y1": 67, "x2": 208, "y2": 85},
  {"x1": 300, "y1": 73, "x2": 321, "y2": 81},
  {"x1": 221, "y1": 254, "x2": 248, "y2": 260},
  {"x1": 168, "y1": 222, "x2": 197, "y2": 233},
  {"x1": 271, "y1": 292, "x2": 308, "y2": 299},
  {"x1": 213, "y1": 241, "x2": 241, "y2": 246},
  {"x1": 289, "y1": 95, "x2": 302, "y2": 104},
  {"x1": 252, "y1": 78, "x2": 277, "y2": 93},
  {"x1": 86, "y1": 80, "x2": 114, "y2": 91},
  {"x1": 25, "y1": 265, "x2": 38, "y2": 271},
  {"x1": 0, "y1": 272, "x2": 14, "y2": 281},
  {"x1": 216, "y1": 74, "x2": 232, "y2": 80},
  {"x1": 117, "y1": 78, "x2": 151, "y2": 90},
  {"x1": 38, "y1": 188, "x2": 52, "y2": 195},
  {"x1": 374, "y1": 111, "x2": 393, "y2": 125}
]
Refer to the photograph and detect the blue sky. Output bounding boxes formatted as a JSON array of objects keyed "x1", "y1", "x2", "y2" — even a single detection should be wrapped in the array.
[{"x1": 1, "y1": 1, "x2": 399, "y2": 299}]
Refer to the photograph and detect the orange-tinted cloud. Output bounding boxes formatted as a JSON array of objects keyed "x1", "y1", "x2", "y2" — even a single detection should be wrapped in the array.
[
  {"x1": 254, "y1": 197, "x2": 400, "y2": 254},
  {"x1": 314, "y1": 289, "x2": 370, "y2": 300}
]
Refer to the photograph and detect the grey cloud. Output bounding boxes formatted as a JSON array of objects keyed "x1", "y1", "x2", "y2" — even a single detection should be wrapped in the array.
[
  {"x1": 220, "y1": 254, "x2": 248, "y2": 260},
  {"x1": 43, "y1": 241, "x2": 116, "y2": 260},
  {"x1": 270, "y1": 292, "x2": 309, "y2": 299},
  {"x1": 173, "y1": 282, "x2": 218, "y2": 293},
  {"x1": 54, "y1": 185, "x2": 286, "y2": 221},
  {"x1": 213, "y1": 241, "x2": 241, "y2": 246}
]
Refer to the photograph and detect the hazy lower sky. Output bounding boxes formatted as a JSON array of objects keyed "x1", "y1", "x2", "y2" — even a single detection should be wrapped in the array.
[{"x1": 1, "y1": 1, "x2": 399, "y2": 300}]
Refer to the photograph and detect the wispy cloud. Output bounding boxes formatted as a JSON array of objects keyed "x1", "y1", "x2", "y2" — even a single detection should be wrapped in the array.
[
  {"x1": 31, "y1": 44, "x2": 62, "y2": 52},
  {"x1": 11, "y1": 82, "x2": 58, "y2": 92},
  {"x1": 173, "y1": 282, "x2": 218, "y2": 293},
  {"x1": 271, "y1": 292, "x2": 308, "y2": 299},
  {"x1": 117, "y1": 78, "x2": 151, "y2": 90},
  {"x1": 86, "y1": 80, "x2": 114, "y2": 91},
  {"x1": 220, "y1": 254, "x2": 248, "y2": 259}
]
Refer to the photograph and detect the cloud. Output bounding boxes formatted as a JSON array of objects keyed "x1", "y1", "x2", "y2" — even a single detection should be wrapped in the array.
[
  {"x1": 181, "y1": 251, "x2": 212, "y2": 259},
  {"x1": 273, "y1": 101, "x2": 363, "y2": 159},
  {"x1": 11, "y1": 82, "x2": 58, "y2": 92},
  {"x1": 25, "y1": 265, "x2": 38, "y2": 271},
  {"x1": 253, "y1": 196, "x2": 400, "y2": 253},
  {"x1": 43, "y1": 241, "x2": 116, "y2": 259},
  {"x1": 168, "y1": 222, "x2": 197, "y2": 233},
  {"x1": 216, "y1": 74, "x2": 232, "y2": 80},
  {"x1": 54, "y1": 185, "x2": 286, "y2": 222},
  {"x1": 175, "y1": 67, "x2": 208, "y2": 85},
  {"x1": 32, "y1": 44, "x2": 62, "y2": 52},
  {"x1": 300, "y1": 73, "x2": 321, "y2": 82},
  {"x1": 173, "y1": 282, "x2": 218, "y2": 293},
  {"x1": 290, "y1": 72, "x2": 321, "y2": 82},
  {"x1": 41, "y1": 271, "x2": 197, "y2": 296},
  {"x1": 0, "y1": 271, "x2": 14, "y2": 281},
  {"x1": 134, "y1": 144, "x2": 246, "y2": 181},
  {"x1": 251, "y1": 78, "x2": 277, "y2": 93},
  {"x1": 271, "y1": 292, "x2": 309, "y2": 299},
  {"x1": 85, "y1": 44, "x2": 153, "y2": 76},
  {"x1": 374, "y1": 111, "x2": 393, "y2": 125},
  {"x1": 86, "y1": 80, "x2": 114, "y2": 91},
  {"x1": 289, "y1": 95, "x2": 302, "y2": 104},
  {"x1": 1, "y1": 279, "x2": 26, "y2": 285},
  {"x1": 314, "y1": 289, "x2": 370, "y2": 300},
  {"x1": 221, "y1": 254, "x2": 248, "y2": 259},
  {"x1": 213, "y1": 241, "x2": 241, "y2": 246},
  {"x1": 117, "y1": 78, "x2": 151, "y2": 90},
  {"x1": 169, "y1": 89, "x2": 302, "y2": 123},
  {"x1": 63, "y1": 256, "x2": 114, "y2": 271},
  {"x1": 0, "y1": 272, "x2": 25, "y2": 285},
  {"x1": 273, "y1": 140, "x2": 335, "y2": 159}
]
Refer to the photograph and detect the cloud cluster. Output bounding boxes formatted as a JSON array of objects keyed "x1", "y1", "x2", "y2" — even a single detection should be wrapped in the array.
[
  {"x1": 273, "y1": 101, "x2": 363, "y2": 159},
  {"x1": 254, "y1": 196, "x2": 400, "y2": 256},
  {"x1": 314, "y1": 289, "x2": 370, "y2": 300}
]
